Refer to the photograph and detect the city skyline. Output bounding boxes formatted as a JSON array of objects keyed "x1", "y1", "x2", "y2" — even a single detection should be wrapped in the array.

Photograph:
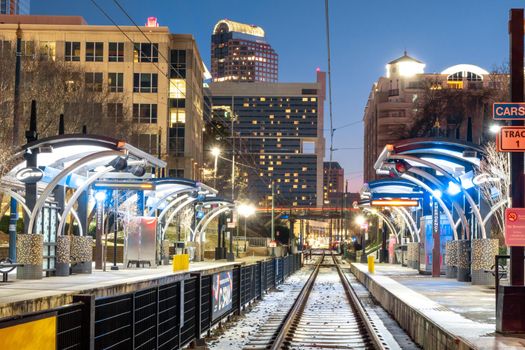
[{"x1": 30, "y1": 0, "x2": 525, "y2": 191}]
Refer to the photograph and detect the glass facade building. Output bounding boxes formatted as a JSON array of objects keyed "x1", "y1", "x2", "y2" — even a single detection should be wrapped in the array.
[
  {"x1": 211, "y1": 19, "x2": 278, "y2": 83},
  {"x1": 209, "y1": 71, "x2": 326, "y2": 207},
  {"x1": 0, "y1": 0, "x2": 30, "y2": 14}
]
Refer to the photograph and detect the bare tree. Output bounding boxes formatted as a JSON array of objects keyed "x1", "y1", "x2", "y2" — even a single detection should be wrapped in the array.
[
  {"x1": 477, "y1": 141, "x2": 509, "y2": 241},
  {"x1": 0, "y1": 47, "x2": 144, "y2": 151}
]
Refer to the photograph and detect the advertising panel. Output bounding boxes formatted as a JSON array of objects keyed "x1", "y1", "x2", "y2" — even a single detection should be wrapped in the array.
[
  {"x1": 420, "y1": 215, "x2": 453, "y2": 274},
  {"x1": 212, "y1": 270, "x2": 233, "y2": 321},
  {"x1": 124, "y1": 216, "x2": 158, "y2": 267},
  {"x1": 0, "y1": 313, "x2": 56, "y2": 350}
]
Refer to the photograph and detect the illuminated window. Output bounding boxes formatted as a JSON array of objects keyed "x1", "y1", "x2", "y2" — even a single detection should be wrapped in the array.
[
  {"x1": 39, "y1": 41, "x2": 56, "y2": 61},
  {"x1": 285, "y1": 109, "x2": 291, "y2": 113},
  {"x1": 310, "y1": 97, "x2": 317, "y2": 102},
  {"x1": 302, "y1": 167, "x2": 307, "y2": 171},
  {"x1": 302, "y1": 97, "x2": 308, "y2": 101},
  {"x1": 243, "y1": 103, "x2": 249, "y2": 107},
  {"x1": 293, "y1": 185, "x2": 298, "y2": 189},
  {"x1": 169, "y1": 79, "x2": 186, "y2": 98},
  {"x1": 294, "y1": 121, "x2": 299, "y2": 125},
  {"x1": 268, "y1": 167, "x2": 274, "y2": 171},
  {"x1": 260, "y1": 97, "x2": 266, "y2": 101},
  {"x1": 170, "y1": 108, "x2": 186, "y2": 126},
  {"x1": 252, "y1": 120, "x2": 258, "y2": 124}
]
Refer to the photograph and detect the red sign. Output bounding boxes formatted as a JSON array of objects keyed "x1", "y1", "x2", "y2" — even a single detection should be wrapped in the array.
[{"x1": 505, "y1": 208, "x2": 525, "y2": 246}]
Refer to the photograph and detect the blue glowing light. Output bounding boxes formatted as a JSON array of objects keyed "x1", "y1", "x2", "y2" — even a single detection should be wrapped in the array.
[{"x1": 446, "y1": 181, "x2": 461, "y2": 196}]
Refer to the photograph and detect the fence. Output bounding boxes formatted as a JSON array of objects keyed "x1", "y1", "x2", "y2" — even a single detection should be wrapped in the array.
[
  {"x1": 233, "y1": 236, "x2": 268, "y2": 247},
  {"x1": 0, "y1": 253, "x2": 302, "y2": 350}
]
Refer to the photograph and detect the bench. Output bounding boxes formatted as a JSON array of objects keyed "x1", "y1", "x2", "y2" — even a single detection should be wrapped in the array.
[
  {"x1": 127, "y1": 260, "x2": 151, "y2": 268},
  {"x1": 0, "y1": 258, "x2": 24, "y2": 282}
]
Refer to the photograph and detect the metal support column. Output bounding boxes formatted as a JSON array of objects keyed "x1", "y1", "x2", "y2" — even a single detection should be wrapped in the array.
[{"x1": 497, "y1": 8, "x2": 525, "y2": 333}]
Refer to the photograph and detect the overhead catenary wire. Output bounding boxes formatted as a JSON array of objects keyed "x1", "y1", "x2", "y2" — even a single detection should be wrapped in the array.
[
  {"x1": 91, "y1": 0, "x2": 301, "y2": 209},
  {"x1": 325, "y1": 0, "x2": 335, "y2": 210}
]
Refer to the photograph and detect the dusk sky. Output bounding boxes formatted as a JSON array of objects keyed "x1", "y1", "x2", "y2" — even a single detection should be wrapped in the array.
[{"x1": 32, "y1": 0, "x2": 525, "y2": 191}]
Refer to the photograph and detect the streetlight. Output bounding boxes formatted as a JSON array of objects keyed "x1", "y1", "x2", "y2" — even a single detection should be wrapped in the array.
[
  {"x1": 94, "y1": 191, "x2": 107, "y2": 271},
  {"x1": 489, "y1": 124, "x2": 501, "y2": 134},
  {"x1": 354, "y1": 214, "x2": 368, "y2": 262},
  {"x1": 211, "y1": 147, "x2": 221, "y2": 188},
  {"x1": 238, "y1": 203, "x2": 256, "y2": 252}
]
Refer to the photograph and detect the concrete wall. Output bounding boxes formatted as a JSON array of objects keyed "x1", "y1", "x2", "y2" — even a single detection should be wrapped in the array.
[{"x1": 350, "y1": 264, "x2": 476, "y2": 350}]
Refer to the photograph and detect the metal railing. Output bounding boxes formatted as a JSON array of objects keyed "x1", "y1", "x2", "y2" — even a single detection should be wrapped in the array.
[
  {"x1": 0, "y1": 253, "x2": 303, "y2": 350},
  {"x1": 233, "y1": 236, "x2": 268, "y2": 247}
]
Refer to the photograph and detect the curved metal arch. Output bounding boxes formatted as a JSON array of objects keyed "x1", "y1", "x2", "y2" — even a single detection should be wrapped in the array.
[
  {"x1": 392, "y1": 138, "x2": 484, "y2": 155},
  {"x1": 483, "y1": 198, "x2": 510, "y2": 226},
  {"x1": 196, "y1": 205, "x2": 234, "y2": 243},
  {"x1": 363, "y1": 208, "x2": 399, "y2": 239},
  {"x1": 391, "y1": 207, "x2": 414, "y2": 241},
  {"x1": 393, "y1": 207, "x2": 419, "y2": 242},
  {"x1": 158, "y1": 195, "x2": 193, "y2": 223},
  {"x1": 160, "y1": 197, "x2": 198, "y2": 241},
  {"x1": 148, "y1": 187, "x2": 197, "y2": 217},
  {"x1": 401, "y1": 151, "x2": 479, "y2": 170},
  {"x1": 0, "y1": 187, "x2": 31, "y2": 216},
  {"x1": 400, "y1": 173, "x2": 459, "y2": 240},
  {"x1": 194, "y1": 203, "x2": 230, "y2": 235},
  {"x1": 56, "y1": 159, "x2": 143, "y2": 237},
  {"x1": 0, "y1": 186, "x2": 84, "y2": 235},
  {"x1": 400, "y1": 207, "x2": 421, "y2": 241},
  {"x1": 392, "y1": 154, "x2": 486, "y2": 238},
  {"x1": 409, "y1": 167, "x2": 469, "y2": 239},
  {"x1": 27, "y1": 150, "x2": 124, "y2": 234}
]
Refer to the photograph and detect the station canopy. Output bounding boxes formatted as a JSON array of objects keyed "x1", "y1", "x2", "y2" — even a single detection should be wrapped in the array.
[
  {"x1": 375, "y1": 138, "x2": 483, "y2": 181},
  {"x1": 2, "y1": 134, "x2": 166, "y2": 190}
]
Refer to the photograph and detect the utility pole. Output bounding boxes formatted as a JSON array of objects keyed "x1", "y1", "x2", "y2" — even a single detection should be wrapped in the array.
[
  {"x1": 271, "y1": 180, "x2": 275, "y2": 257},
  {"x1": 231, "y1": 100, "x2": 235, "y2": 201},
  {"x1": 498, "y1": 8, "x2": 525, "y2": 333},
  {"x1": 9, "y1": 24, "x2": 23, "y2": 261}
]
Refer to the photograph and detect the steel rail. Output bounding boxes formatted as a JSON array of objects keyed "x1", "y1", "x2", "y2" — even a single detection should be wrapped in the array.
[
  {"x1": 269, "y1": 252, "x2": 324, "y2": 350},
  {"x1": 333, "y1": 253, "x2": 389, "y2": 350}
]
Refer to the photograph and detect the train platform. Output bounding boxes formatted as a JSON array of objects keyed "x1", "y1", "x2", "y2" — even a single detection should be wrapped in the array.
[
  {"x1": 350, "y1": 262, "x2": 525, "y2": 350},
  {"x1": 0, "y1": 255, "x2": 268, "y2": 318}
]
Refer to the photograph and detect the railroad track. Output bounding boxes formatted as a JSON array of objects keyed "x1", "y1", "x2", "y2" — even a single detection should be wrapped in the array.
[{"x1": 243, "y1": 251, "x2": 392, "y2": 350}]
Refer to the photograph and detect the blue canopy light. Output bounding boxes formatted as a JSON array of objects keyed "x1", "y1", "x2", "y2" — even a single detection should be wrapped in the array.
[
  {"x1": 94, "y1": 191, "x2": 106, "y2": 202},
  {"x1": 446, "y1": 181, "x2": 461, "y2": 196},
  {"x1": 459, "y1": 171, "x2": 475, "y2": 190}
]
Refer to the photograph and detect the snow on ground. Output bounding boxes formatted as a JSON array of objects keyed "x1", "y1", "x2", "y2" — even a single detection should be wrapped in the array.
[{"x1": 206, "y1": 264, "x2": 314, "y2": 350}]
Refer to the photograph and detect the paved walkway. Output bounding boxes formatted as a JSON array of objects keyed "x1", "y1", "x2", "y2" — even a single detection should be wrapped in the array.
[
  {"x1": 352, "y1": 263, "x2": 525, "y2": 349},
  {"x1": 0, "y1": 256, "x2": 268, "y2": 318}
]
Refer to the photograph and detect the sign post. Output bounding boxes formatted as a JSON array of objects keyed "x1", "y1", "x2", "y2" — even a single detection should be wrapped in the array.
[
  {"x1": 432, "y1": 199, "x2": 440, "y2": 277},
  {"x1": 496, "y1": 8, "x2": 525, "y2": 333}
]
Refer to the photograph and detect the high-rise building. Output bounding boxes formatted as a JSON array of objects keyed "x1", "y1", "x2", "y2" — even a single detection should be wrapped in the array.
[
  {"x1": 209, "y1": 70, "x2": 326, "y2": 207},
  {"x1": 211, "y1": 19, "x2": 278, "y2": 83},
  {"x1": 323, "y1": 161, "x2": 344, "y2": 205},
  {"x1": 363, "y1": 51, "x2": 496, "y2": 182},
  {"x1": 0, "y1": 15, "x2": 205, "y2": 179},
  {"x1": 0, "y1": 0, "x2": 29, "y2": 15}
]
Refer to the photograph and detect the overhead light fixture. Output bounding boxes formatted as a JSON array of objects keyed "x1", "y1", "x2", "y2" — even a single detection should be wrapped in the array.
[
  {"x1": 130, "y1": 165, "x2": 146, "y2": 177},
  {"x1": 109, "y1": 156, "x2": 128, "y2": 171}
]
